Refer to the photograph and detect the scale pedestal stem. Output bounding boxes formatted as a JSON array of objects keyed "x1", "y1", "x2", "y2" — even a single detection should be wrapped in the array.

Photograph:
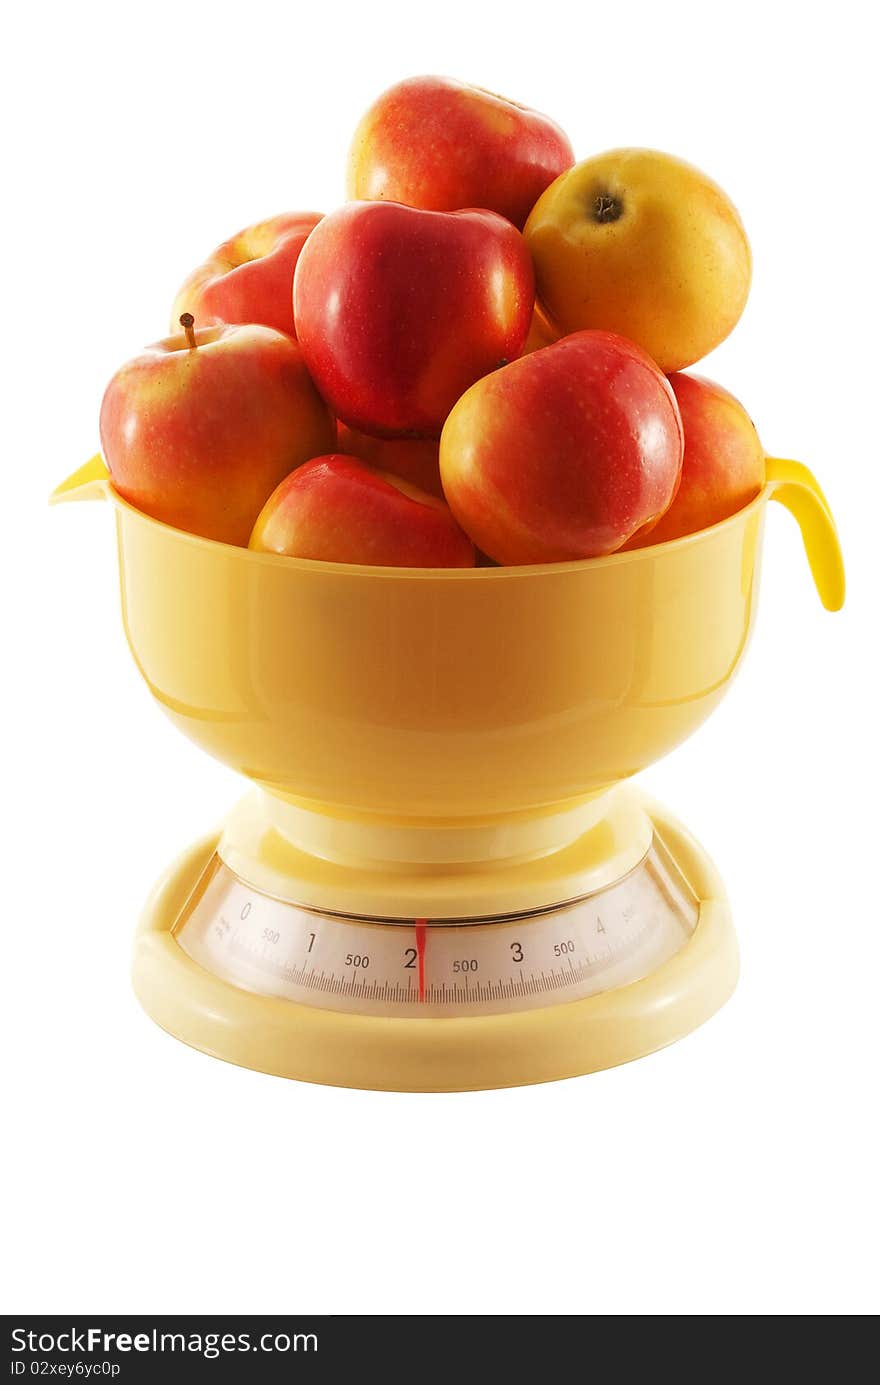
[
  {"x1": 263, "y1": 790, "x2": 616, "y2": 867},
  {"x1": 215, "y1": 787, "x2": 655, "y2": 920}
]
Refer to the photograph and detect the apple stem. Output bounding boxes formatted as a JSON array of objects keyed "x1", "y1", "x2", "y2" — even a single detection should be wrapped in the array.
[
  {"x1": 179, "y1": 312, "x2": 197, "y2": 349},
  {"x1": 593, "y1": 193, "x2": 623, "y2": 224}
]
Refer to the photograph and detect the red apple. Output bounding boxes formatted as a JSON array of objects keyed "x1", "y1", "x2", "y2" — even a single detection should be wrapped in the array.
[
  {"x1": 336, "y1": 423, "x2": 443, "y2": 498},
  {"x1": 347, "y1": 76, "x2": 574, "y2": 230},
  {"x1": 627, "y1": 372, "x2": 765, "y2": 546},
  {"x1": 171, "y1": 212, "x2": 322, "y2": 339},
  {"x1": 248, "y1": 455, "x2": 475, "y2": 568},
  {"x1": 293, "y1": 201, "x2": 534, "y2": 438},
  {"x1": 439, "y1": 330, "x2": 684, "y2": 564},
  {"x1": 100, "y1": 316, "x2": 335, "y2": 546}
]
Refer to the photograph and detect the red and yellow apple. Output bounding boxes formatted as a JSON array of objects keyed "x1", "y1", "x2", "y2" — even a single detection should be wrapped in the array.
[
  {"x1": 336, "y1": 423, "x2": 443, "y2": 497},
  {"x1": 171, "y1": 212, "x2": 322, "y2": 339},
  {"x1": 249, "y1": 455, "x2": 475, "y2": 568},
  {"x1": 347, "y1": 76, "x2": 574, "y2": 230},
  {"x1": 525, "y1": 149, "x2": 751, "y2": 372},
  {"x1": 293, "y1": 201, "x2": 534, "y2": 438},
  {"x1": 626, "y1": 373, "x2": 765, "y2": 546},
  {"x1": 439, "y1": 330, "x2": 683, "y2": 565},
  {"x1": 100, "y1": 318, "x2": 335, "y2": 546}
]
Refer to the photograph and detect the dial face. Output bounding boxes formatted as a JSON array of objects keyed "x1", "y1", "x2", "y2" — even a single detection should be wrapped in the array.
[{"x1": 173, "y1": 836, "x2": 699, "y2": 1018}]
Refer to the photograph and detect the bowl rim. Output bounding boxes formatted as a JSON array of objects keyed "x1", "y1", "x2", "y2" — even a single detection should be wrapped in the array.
[{"x1": 108, "y1": 479, "x2": 769, "y2": 581}]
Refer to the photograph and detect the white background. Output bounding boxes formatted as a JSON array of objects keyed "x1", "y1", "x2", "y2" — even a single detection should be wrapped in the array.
[{"x1": 3, "y1": 0, "x2": 878, "y2": 1317}]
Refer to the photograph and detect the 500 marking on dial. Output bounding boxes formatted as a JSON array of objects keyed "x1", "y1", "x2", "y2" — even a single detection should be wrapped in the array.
[{"x1": 173, "y1": 846, "x2": 697, "y2": 1017}]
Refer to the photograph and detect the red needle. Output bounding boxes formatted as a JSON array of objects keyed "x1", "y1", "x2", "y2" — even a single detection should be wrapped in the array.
[{"x1": 415, "y1": 919, "x2": 428, "y2": 1002}]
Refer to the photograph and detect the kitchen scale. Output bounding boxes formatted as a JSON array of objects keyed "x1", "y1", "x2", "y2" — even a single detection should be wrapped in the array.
[{"x1": 54, "y1": 453, "x2": 844, "y2": 1090}]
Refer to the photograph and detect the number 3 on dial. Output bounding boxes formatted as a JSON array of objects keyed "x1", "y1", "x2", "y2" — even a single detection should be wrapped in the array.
[{"x1": 510, "y1": 942, "x2": 524, "y2": 963}]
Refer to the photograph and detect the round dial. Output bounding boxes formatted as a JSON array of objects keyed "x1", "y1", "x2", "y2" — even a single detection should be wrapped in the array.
[{"x1": 173, "y1": 836, "x2": 698, "y2": 1018}]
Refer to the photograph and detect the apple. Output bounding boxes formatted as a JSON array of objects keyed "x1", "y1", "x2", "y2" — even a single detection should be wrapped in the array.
[
  {"x1": 293, "y1": 200, "x2": 534, "y2": 438},
  {"x1": 336, "y1": 423, "x2": 443, "y2": 497},
  {"x1": 171, "y1": 212, "x2": 322, "y2": 339},
  {"x1": 520, "y1": 304, "x2": 559, "y2": 356},
  {"x1": 347, "y1": 76, "x2": 574, "y2": 230},
  {"x1": 626, "y1": 373, "x2": 765, "y2": 546},
  {"x1": 524, "y1": 149, "x2": 751, "y2": 372},
  {"x1": 249, "y1": 455, "x2": 475, "y2": 568},
  {"x1": 100, "y1": 316, "x2": 335, "y2": 546},
  {"x1": 439, "y1": 330, "x2": 683, "y2": 565}
]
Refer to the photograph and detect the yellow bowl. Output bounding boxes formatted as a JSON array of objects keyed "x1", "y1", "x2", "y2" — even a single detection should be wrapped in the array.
[{"x1": 53, "y1": 455, "x2": 843, "y2": 824}]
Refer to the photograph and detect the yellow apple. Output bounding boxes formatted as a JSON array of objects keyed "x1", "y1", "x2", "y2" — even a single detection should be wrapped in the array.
[{"x1": 524, "y1": 149, "x2": 751, "y2": 372}]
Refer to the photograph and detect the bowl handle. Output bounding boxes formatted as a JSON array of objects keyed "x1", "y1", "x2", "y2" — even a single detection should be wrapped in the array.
[
  {"x1": 50, "y1": 453, "x2": 110, "y2": 505},
  {"x1": 764, "y1": 457, "x2": 845, "y2": 611}
]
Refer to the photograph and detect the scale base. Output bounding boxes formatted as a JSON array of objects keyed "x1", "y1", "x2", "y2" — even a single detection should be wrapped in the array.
[{"x1": 132, "y1": 796, "x2": 738, "y2": 1091}]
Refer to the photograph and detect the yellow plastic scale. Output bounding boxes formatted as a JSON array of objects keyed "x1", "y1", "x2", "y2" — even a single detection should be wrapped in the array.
[{"x1": 54, "y1": 455, "x2": 844, "y2": 1090}]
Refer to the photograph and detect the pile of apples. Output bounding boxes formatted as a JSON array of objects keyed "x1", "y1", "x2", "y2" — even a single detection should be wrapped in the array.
[{"x1": 100, "y1": 75, "x2": 765, "y2": 569}]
